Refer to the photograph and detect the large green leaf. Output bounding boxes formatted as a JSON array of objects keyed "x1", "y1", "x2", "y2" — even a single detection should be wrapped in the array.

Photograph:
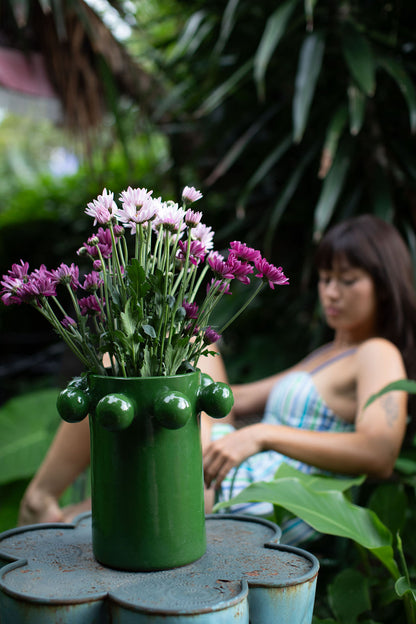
[
  {"x1": 214, "y1": 470, "x2": 399, "y2": 578},
  {"x1": 0, "y1": 389, "x2": 60, "y2": 485},
  {"x1": 341, "y1": 23, "x2": 375, "y2": 97},
  {"x1": 328, "y1": 569, "x2": 371, "y2": 624},
  {"x1": 377, "y1": 55, "x2": 416, "y2": 134},
  {"x1": 254, "y1": 0, "x2": 299, "y2": 100},
  {"x1": 293, "y1": 31, "x2": 325, "y2": 142}
]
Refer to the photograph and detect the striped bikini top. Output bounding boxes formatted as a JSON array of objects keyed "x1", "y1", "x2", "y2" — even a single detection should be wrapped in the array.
[{"x1": 262, "y1": 348, "x2": 356, "y2": 433}]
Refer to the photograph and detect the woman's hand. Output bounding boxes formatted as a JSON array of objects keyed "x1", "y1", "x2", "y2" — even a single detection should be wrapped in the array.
[
  {"x1": 203, "y1": 424, "x2": 264, "y2": 489},
  {"x1": 18, "y1": 487, "x2": 65, "y2": 525}
]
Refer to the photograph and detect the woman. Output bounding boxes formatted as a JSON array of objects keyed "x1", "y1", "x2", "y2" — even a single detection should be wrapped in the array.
[
  {"x1": 19, "y1": 215, "x2": 416, "y2": 536},
  {"x1": 202, "y1": 215, "x2": 416, "y2": 543}
]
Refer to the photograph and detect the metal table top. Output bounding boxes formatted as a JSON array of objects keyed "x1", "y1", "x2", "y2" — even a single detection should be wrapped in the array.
[{"x1": 0, "y1": 513, "x2": 319, "y2": 623}]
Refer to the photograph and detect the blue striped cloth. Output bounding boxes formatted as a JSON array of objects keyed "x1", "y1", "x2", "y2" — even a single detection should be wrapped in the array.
[{"x1": 212, "y1": 371, "x2": 354, "y2": 546}]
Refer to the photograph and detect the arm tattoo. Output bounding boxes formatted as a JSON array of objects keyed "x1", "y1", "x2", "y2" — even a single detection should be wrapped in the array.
[{"x1": 381, "y1": 394, "x2": 399, "y2": 427}]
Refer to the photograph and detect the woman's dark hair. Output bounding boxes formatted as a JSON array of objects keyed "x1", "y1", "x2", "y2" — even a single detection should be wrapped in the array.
[{"x1": 315, "y1": 214, "x2": 416, "y2": 383}]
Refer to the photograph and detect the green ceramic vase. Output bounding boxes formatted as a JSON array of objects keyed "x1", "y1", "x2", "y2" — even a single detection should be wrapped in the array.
[{"x1": 56, "y1": 370, "x2": 233, "y2": 571}]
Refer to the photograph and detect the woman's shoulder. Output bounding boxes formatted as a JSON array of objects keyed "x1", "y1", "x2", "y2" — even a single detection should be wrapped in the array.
[{"x1": 355, "y1": 337, "x2": 406, "y2": 372}]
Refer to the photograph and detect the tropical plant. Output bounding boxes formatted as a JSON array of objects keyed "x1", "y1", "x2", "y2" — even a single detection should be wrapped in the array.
[{"x1": 214, "y1": 462, "x2": 416, "y2": 623}]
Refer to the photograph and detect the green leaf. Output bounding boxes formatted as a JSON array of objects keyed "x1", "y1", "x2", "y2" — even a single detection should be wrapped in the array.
[
  {"x1": 328, "y1": 569, "x2": 371, "y2": 624},
  {"x1": 314, "y1": 140, "x2": 352, "y2": 239},
  {"x1": 293, "y1": 31, "x2": 325, "y2": 142},
  {"x1": 0, "y1": 389, "x2": 60, "y2": 485},
  {"x1": 214, "y1": 0, "x2": 240, "y2": 55},
  {"x1": 214, "y1": 471, "x2": 399, "y2": 578},
  {"x1": 264, "y1": 145, "x2": 318, "y2": 254},
  {"x1": 120, "y1": 299, "x2": 140, "y2": 338},
  {"x1": 304, "y1": 0, "x2": 318, "y2": 31},
  {"x1": 370, "y1": 164, "x2": 394, "y2": 222},
  {"x1": 377, "y1": 55, "x2": 416, "y2": 133},
  {"x1": 368, "y1": 484, "x2": 407, "y2": 536},
  {"x1": 170, "y1": 10, "x2": 209, "y2": 59},
  {"x1": 196, "y1": 60, "x2": 253, "y2": 118},
  {"x1": 254, "y1": 0, "x2": 298, "y2": 100},
  {"x1": 273, "y1": 462, "x2": 365, "y2": 492},
  {"x1": 318, "y1": 105, "x2": 348, "y2": 178},
  {"x1": 237, "y1": 135, "x2": 292, "y2": 212},
  {"x1": 341, "y1": 24, "x2": 375, "y2": 97},
  {"x1": 142, "y1": 324, "x2": 156, "y2": 339},
  {"x1": 127, "y1": 259, "x2": 150, "y2": 298},
  {"x1": 364, "y1": 379, "x2": 416, "y2": 409},
  {"x1": 348, "y1": 84, "x2": 366, "y2": 136},
  {"x1": 395, "y1": 576, "x2": 416, "y2": 600},
  {"x1": 205, "y1": 106, "x2": 279, "y2": 185}
]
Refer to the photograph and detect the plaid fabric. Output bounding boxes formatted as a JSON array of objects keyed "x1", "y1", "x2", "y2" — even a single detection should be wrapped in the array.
[{"x1": 212, "y1": 371, "x2": 354, "y2": 546}]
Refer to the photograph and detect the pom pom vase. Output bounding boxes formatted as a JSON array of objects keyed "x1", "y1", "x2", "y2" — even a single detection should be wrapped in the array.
[{"x1": 56, "y1": 370, "x2": 233, "y2": 571}]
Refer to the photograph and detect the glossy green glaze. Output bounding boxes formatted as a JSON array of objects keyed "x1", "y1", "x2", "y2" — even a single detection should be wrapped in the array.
[{"x1": 58, "y1": 371, "x2": 233, "y2": 572}]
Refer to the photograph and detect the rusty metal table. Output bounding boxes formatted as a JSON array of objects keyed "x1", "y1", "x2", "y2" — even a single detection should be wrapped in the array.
[{"x1": 0, "y1": 513, "x2": 319, "y2": 623}]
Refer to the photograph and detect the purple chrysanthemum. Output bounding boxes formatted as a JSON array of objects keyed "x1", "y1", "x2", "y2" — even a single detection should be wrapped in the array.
[
  {"x1": 208, "y1": 252, "x2": 235, "y2": 280},
  {"x1": 254, "y1": 258, "x2": 289, "y2": 289},
  {"x1": 177, "y1": 240, "x2": 207, "y2": 266},
  {"x1": 206, "y1": 278, "x2": 232, "y2": 296},
  {"x1": 78, "y1": 294, "x2": 103, "y2": 317},
  {"x1": 61, "y1": 316, "x2": 77, "y2": 329},
  {"x1": 182, "y1": 300, "x2": 199, "y2": 320},
  {"x1": 226, "y1": 256, "x2": 253, "y2": 285},
  {"x1": 204, "y1": 326, "x2": 221, "y2": 344},
  {"x1": 52, "y1": 263, "x2": 80, "y2": 291},
  {"x1": 83, "y1": 271, "x2": 104, "y2": 291},
  {"x1": 23, "y1": 266, "x2": 56, "y2": 299},
  {"x1": 229, "y1": 241, "x2": 262, "y2": 264}
]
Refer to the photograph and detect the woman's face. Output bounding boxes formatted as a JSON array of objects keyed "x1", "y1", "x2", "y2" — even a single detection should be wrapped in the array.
[{"x1": 318, "y1": 257, "x2": 378, "y2": 338}]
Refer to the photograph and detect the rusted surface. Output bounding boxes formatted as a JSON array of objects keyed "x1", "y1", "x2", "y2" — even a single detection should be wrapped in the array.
[{"x1": 0, "y1": 513, "x2": 318, "y2": 622}]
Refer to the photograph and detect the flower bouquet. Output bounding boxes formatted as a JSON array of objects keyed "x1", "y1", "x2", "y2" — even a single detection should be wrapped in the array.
[
  {"x1": 1, "y1": 185, "x2": 289, "y2": 571},
  {"x1": 1, "y1": 185, "x2": 288, "y2": 378}
]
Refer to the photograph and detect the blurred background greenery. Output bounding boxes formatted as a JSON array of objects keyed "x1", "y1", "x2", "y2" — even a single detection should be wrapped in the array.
[{"x1": 0, "y1": 4, "x2": 416, "y2": 618}]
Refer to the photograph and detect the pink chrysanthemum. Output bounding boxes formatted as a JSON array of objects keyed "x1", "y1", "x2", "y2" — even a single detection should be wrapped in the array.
[
  {"x1": 153, "y1": 201, "x2": 185, "y2": 234},
  {"x1": 184, "y1": 209, "x2": 202, "y2": 227},
  {"x1": 182, "y1": 186, "x2": 203, "y2": 204},
  {"x1": 254, "y1": 258, "x2": 289, "y2": 289},
  {"x1": 85, "y1": 189, "x2": 117, "y2": 226},
  {"x1": 191, "y1": 223, "x2": 214, "y2": 252}
]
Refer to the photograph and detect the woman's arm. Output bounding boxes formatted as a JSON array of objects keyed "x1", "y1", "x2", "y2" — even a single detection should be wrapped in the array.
[
  {"x1": 203, "y1": 338, "x2": 408, "y2": 488},
  {"x1": 18, "y1": 418, "x2": 91, "y2": 525}
]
